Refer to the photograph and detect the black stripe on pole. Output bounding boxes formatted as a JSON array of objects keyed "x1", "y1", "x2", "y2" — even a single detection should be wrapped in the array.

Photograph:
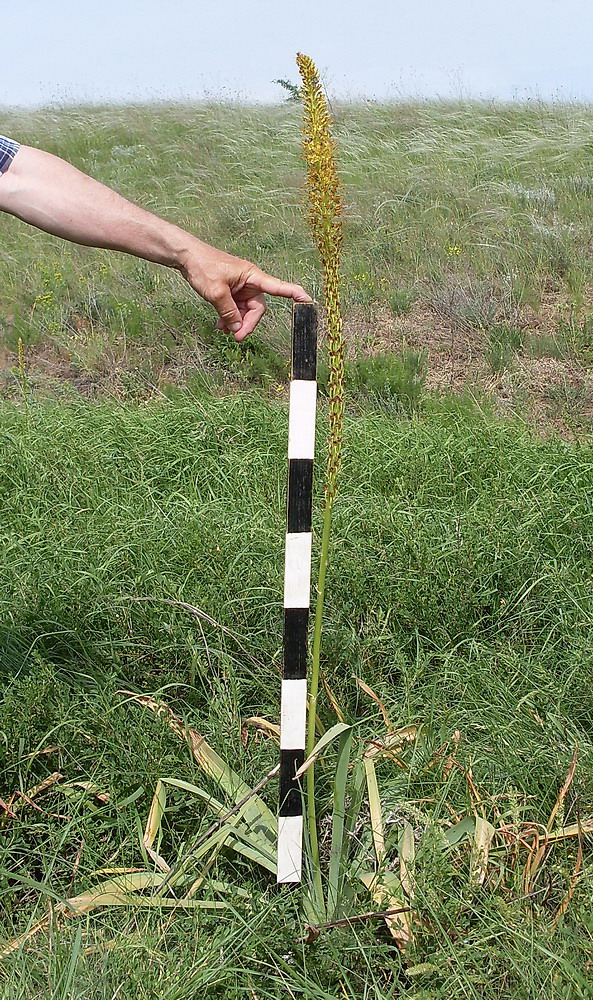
[
  {"x1": 287, "y1": 458, "x2": 314, "y2": 533},
  {"x1": 292, "y1": 303, "x2": 317, "y2": 380},
  {"x1": 279, "y1": 749, "x2": 305, "y2": 816},
  {"x1": 282, "y1": 608, "x2": 309, "y2": 680}
]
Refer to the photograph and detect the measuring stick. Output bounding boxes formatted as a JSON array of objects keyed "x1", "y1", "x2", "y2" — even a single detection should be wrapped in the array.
[{"x1": 277, "y1": 302, "x2": 318, "y2": 884}]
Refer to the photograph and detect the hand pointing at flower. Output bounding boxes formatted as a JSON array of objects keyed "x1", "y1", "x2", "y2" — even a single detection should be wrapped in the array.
[{"x1": 178, "y1": 240, "x2": 312, "y2": 341}]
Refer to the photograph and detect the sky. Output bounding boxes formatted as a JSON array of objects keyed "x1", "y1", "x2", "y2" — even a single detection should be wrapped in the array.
[{"x1": 3, "y1": 0, "x2": 593, "y2": 107}]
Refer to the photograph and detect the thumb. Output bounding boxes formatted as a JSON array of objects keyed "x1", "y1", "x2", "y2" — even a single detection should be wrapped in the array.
[{"x1": 211, "y1": 286, "x2": 242, "y2": 332}]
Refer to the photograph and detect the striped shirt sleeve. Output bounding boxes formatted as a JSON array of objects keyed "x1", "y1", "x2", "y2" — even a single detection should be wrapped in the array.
[{"x1": 0, "y1": 135, "x2": 20, "y2": 174}]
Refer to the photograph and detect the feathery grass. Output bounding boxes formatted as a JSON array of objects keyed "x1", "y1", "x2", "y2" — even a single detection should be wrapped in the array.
[{"x1": 3, "y1": 100, "x2": 593, "y2": 432}]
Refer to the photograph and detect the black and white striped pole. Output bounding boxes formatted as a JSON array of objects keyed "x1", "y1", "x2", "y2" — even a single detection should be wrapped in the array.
[{"x1": 277, "y1": 302, "x2": 318, "y2": 884}]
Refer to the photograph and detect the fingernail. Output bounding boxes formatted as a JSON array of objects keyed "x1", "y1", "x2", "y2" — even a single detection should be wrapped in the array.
[{"x1": 230, "y1": 322, "x2": 242, "y2": 332}]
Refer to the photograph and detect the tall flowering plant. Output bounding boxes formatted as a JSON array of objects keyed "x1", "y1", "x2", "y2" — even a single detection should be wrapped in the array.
[{"x1": 296, "y1": 53, "x2": 345, "y2": 898}]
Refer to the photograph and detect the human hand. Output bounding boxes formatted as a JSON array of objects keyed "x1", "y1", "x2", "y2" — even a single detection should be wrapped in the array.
[
  {"x1": 179, "y1": 239, "x2": 312, "y2": 341},
  {"x1": 0, "y1": 147, "x2": 310, "y2": 340}
]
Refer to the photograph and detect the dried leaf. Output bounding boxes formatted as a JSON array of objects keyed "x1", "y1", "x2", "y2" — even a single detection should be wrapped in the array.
[
  {"x1": 22, "y1": 772, "x2": 64, "y2": 805},
  {"x1": 354, "y1": 676, "x2": 392, "y2": 731},
  {"x1": 399, "y1": 822, "x2": 416, "y2": 900},
  {"x1": 59, "y1": 781, "x2": 110, "y2": 804},
  {"x1": 0, "y1": 917, "x2": 50, "y2": 957},
  {"x1": 524, "y1": 749, "x2": 579, "y2": 894},
  {"x1": 442, "y1": 730, "x2": 461, "y2": 779},
  {"x1": 547, "y1": 745, "x2": 578, "y2": 833},
  {"x1": 321, "y1": 670, "x2": 346, "y2": 723},
  {"x1": 552, "y1": 811, "x2": 584, "y2": 931},
  {"x1": 359, "y1": 870, "x2": 412, "y2": 953},
  {"x1": 143, "y1": 781, "x2": 169, "y2": 873},
  {"x1": 522, "y1": 826, "x2": 547, "y2": 896},
  {"x1": 364, "y1": 725, "x2": 419, "y2": 761},
  {"x1": 0, "y1": 872, "x2": 231, "y2": 956},
  {"x1": 470, "y1": 816, "x2": 495, "y2": 886},
  {"x1": 243, "y1": 717, "x2": 281, "y2": 742},
  {"x1": 66, "y1": 892, "x2": 229, "y2": 911},
  {"x1": 546, "y1": 817, "x2": 593, "y2": 841},
  {"x1": 0, "y1": 797, "x2": 17, "y2": 821},
  {"x1": 2, "y1": 772, "x2": 64, "y2": 825},
  {"x1": 20, "y1": 746, "x2": 60, "y2": 762},
  {"x1": 364, "y1": 758, "x2": 385, "y2": 865}
]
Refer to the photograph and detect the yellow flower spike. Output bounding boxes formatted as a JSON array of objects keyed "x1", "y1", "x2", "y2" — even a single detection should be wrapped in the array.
[
  {"x1": 297, "y1": 52, "x2": 344, "y2": 506},
  {"x1": 296, "y1": 52, "x2": 345, "y2": 916}
]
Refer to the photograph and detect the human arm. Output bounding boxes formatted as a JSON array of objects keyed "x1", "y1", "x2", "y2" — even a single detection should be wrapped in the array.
[{"x1": 0, "y1": 144, "x2": 311, "y2": 340}]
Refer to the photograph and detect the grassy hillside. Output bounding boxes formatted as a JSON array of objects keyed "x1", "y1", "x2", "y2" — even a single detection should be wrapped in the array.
[
  {"x1": 1, "y1": 101, "x2": 593, "y2": 429},
  {"x1": 1, "y1": 393, "x2": 593, "y2": 996},
  {"x1": 2, "y1": 101, "x2": 593, "y2": 996}
]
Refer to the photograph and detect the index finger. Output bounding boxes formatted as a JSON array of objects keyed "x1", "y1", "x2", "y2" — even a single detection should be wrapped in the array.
[{"x1": 250, "y1": 270, "x2": 313, "y2": 302}]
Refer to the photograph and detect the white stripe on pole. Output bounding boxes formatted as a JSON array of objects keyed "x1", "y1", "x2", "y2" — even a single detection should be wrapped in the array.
[
  {"x1": 283, "y1": 532, "x2": 313, "y2": 608},
  {"x1": 280, "y1": 679, "x2": 308, "y2": 749},
  {"x1": 288, "y1": 381, "x2": 317, "y2": 460},
  {"x1": 277, "y1": 815, "x2": 304, "y2": 883}
]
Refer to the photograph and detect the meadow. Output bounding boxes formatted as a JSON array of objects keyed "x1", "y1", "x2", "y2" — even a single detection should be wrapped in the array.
[
  {"x1": 1, "y1": 100, "x2": 593, "y2": 998},
  {"x1": 1, "y1": 99, "x2": 593, "y2": 428}
]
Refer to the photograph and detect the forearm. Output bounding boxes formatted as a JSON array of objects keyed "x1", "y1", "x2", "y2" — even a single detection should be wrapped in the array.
[
  {"x1": 0, "y1": 145, "x2": 196, "y2": 270},
  {"x1": 0, "y1": 141, "x2": 311, "y2": 339}
]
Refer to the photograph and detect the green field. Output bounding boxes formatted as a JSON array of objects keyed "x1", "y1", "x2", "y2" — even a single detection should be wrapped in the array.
[
  {"x1": 1, "y1": 101, "x2": 593, "y2": 998},
  {"x1": 1, "y1": 100, "x2": 593, "y2": 430},
  {"x1": 1, "y1": 392, "x2": 593, "y2": 997}
]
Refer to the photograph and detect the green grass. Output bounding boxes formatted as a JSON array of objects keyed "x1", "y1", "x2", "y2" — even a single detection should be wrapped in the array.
[
  {"x1": 2, "y1": 96, "x2": 593, "y2": 996},
  {"x1": 3, "y1": 100, "x2": 593, "y2": 388},
  {"x1": 1, "y1": 391, "x2": 593, "y2": 997}
]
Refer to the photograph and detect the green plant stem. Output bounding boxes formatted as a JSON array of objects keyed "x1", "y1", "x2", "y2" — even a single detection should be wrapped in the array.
[{"x1": 306, "y1": 495, "x2": 335, "y2": 914}]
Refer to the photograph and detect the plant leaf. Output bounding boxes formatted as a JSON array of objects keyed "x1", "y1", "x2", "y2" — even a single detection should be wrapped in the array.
[
  {"x1": 364, "y1": 757, "x2": 385, "y2": 865},
  {"x1": 294, "y1": 722, "x2": 352, "y2": 779},
  {"x1": 225, "y1": 827, "x2": 277, "y2": 874},
  {"x1": 443, "y1": 815, "x2": 476, "y2": 848},
  {"x1": 120, "y1": 691, "x2": 276, "y2": 843},
  {"x1": 327, "y1": 727, "x2": 354, "y2": 919},
  {"x1": 160, "y1": 777, "x2": 275, "y2": 857},
  {"x1": 343, "y1": 758, "x2": 366, "y2": 848},
  {"x1": 143, "y1": 780, "x2": 169, "y2": 872},
  {"x1": 470, "y1": 816, "x2": 495, "y2": 886},
  {"x1": 399, "y1": 822, "x2": 416, "y2": 900},
  {"x1": 161, "y1": 776, "x2": 226, "y2": 815}
]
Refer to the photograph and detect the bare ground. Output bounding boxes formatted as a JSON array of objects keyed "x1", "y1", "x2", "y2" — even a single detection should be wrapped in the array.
[
  {"x1": 341, "y1": 294, "x2": 593, "y2": 437},
  {"x1": 2, "y1": 292, "x2": 593, "y2": 437}
]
